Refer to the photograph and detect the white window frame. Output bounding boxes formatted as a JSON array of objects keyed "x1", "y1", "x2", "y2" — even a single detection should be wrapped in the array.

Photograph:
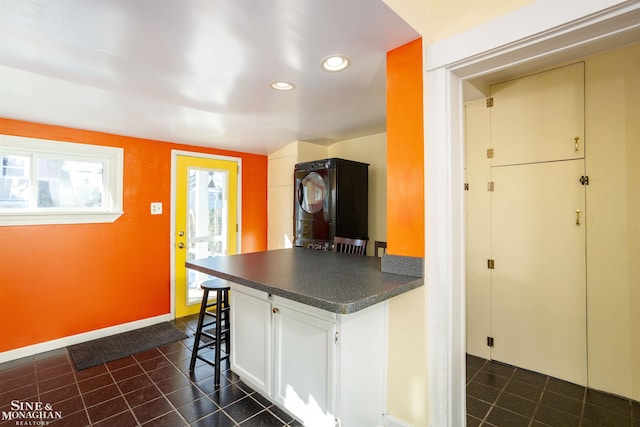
[{"x1": 0, "y1": 135, "x2": 123, "y2": 226}]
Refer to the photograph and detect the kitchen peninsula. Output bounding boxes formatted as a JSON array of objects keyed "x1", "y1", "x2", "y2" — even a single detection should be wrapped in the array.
[{"x1": 186, "y1": 248, "x2": 423, "y2": 427}]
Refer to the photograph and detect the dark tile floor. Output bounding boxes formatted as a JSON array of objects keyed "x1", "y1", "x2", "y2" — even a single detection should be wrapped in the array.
[
  {"x1": 467, "y1": 354, "x2": 640, "y2": 427},
  {"x1": 3, "y1": 317, "x2": 639, "y2": 426},
  {"x1": 0, "y1": 315, "x2": 300, "y2": 426}
]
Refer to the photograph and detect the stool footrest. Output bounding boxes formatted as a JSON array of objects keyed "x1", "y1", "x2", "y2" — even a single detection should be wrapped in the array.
[
  {"x1": 195, "y1": 340, "x2": 228, "y2": 351},
  {"x1": 204, "y1": 304, "x2": 231, "y2": 316},
  {"x1": 201, "y1": 329, "x2": 230, "y2": 340},
  {"x1": 195, "y1": 353, "x2": 229, "y2": 366}
]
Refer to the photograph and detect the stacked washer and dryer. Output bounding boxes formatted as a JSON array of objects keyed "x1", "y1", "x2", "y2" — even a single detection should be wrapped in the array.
[{"x1": 293, "y1": 158, "x2": 369, "y2": 251}]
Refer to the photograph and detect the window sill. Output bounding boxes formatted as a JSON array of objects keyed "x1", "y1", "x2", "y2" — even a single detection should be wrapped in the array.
[{"x1": 0, "y1": 211, "x2": 124, "y2": 226}]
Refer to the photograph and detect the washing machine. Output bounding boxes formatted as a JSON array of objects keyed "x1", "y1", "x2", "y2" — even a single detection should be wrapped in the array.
[{"x1": 293, "y1": 158, "x2": 368, "y2": 250}]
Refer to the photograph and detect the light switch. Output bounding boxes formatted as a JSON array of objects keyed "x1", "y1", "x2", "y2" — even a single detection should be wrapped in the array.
[{"x1": 150, "y1": 202, "x2": 163, "y2": 215}]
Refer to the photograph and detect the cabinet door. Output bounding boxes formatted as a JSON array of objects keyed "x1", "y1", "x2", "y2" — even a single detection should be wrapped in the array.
[
  {"x1": 230, "y1": 289, "x2": 272, "y2": 394},
  {"x1": 490, "y1": 62, "x2": 585, "y2": 166},
  {"x1": 273, "y1": 304, "x2": 337, "y2": 427}
]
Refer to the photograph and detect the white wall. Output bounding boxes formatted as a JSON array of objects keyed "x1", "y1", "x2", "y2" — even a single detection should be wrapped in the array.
[
  {"x1": 584, "y1": 42, "x2": 640, "y2": 401},
  {"x1": 328, "y1": 132, "x2": 387, "y2": 256},
  {"x1": 267, "y1": 142, "x2": 298, "y2": 250},
  {"x1": 267, "y1": 141, "x2": 332, "y2": 250}
]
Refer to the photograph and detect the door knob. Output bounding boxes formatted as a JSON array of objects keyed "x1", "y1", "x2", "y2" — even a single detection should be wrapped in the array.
[{"x1": 178, "y1": 242, "x2": 185, "y2": 249}]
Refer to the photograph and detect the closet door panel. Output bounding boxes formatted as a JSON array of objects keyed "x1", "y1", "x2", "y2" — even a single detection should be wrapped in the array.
[
  {"x1": 490, "y1": 63, "x2": 585, "y2": 166},
  {"x1": 491, "y1": 160, "x2": 587, "y2": 385}
]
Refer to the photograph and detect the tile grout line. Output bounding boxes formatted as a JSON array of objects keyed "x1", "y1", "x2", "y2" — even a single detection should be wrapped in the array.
[
  {"x1": 64, "y1": 349, "x2": 93, "y2": 427},
  {"x1": 178, "y1": 316, "x2": 283, "y2": 426},
  {"x1": 169, "y1": 318, "x2": 242, "y2": 425},
  {"x1": 104, "y1": 357, "x2": 143, "y2": 426},
  {"x1": 133, "y1": 347, "x2": 192, "y2": 426},
  {"x1": 158, "y1": 340, "x2": 214, "y2": 426},
  {"x1": 578, "y1": 385, "x2": 587, "y2": 427},
  {"x1": 527, "y1": 374, "x2": 550, "y2": 427},
  {"x1": 480, "y1": 362, "x2": 516, "y2": 426}
]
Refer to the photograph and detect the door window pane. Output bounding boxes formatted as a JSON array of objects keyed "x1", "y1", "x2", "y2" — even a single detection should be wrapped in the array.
[{"x1": 186, "y1": 168, "x2": 229, "y2": 305}]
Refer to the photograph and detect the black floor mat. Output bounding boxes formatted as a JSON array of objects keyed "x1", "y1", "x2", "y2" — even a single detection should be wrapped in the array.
[{"x1": 67, "y1": 322, "x2": 188, "y2": 370}]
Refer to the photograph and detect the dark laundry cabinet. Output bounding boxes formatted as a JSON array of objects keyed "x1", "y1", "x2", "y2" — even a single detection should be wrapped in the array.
[{"x1": 293, "y1": 158, "x2": 368, "y2": 250}]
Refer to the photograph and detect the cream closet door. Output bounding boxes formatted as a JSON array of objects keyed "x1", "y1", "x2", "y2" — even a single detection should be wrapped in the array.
[
  {"x1": 490, "y1": 63, "x2": 585, "y2": 166},
  {"x1": 489, "y1": 63, "x2": 587, "y2": 385}
]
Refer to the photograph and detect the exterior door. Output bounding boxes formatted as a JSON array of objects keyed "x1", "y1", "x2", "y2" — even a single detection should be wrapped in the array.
[{"x1": 174, "y1": 154, "x2": 238, "y2": 318}]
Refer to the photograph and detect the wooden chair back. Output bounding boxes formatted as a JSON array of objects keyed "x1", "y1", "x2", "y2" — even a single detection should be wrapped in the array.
[{"x1": 332, "y1": 236, "x2": 368, "y2": 256}]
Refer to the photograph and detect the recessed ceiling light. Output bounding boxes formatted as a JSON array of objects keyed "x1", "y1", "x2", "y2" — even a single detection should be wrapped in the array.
[
  {"x1": 322, "y1": 54, "x2": 350, "y2": 71},
  {"x1": 270, "y1": 81, "x2": 295, "y2": 91}
]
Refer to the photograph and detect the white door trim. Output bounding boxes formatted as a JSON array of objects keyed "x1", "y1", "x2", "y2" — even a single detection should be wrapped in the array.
[
  {"x1": 170, "y1": 149, "x2": 243, "y2": 320},
  {"x1": 423, "y1": 1, "x2": 639, "y2": 425}
]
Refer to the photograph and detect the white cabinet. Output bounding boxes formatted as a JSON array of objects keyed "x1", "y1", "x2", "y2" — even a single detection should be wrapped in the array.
[
  {"x1": 229, "y1": 286, "x2": 272, "y2": 394},
  {"x1": 229, "y1": 283, "x2": 387, "y2": 427},
  {"x1": 273, "y1": 301, "x2": 337, "y2": 426}
]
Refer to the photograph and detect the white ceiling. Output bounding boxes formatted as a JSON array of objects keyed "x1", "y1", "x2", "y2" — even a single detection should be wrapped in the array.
[{"x1": 0, "y1": 0, "x2": 420, "y2": 155}]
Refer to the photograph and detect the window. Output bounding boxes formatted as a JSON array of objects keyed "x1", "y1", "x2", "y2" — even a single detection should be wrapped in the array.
[{"x1": 0, "y1": 135, "x2": 123, "y2": 226}]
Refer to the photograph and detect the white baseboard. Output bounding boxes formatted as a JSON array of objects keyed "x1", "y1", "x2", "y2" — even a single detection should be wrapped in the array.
[
  {"x1": 383, "y1": 413, "x2": 414, "y2": 427},
  {"x1": 0, "y1": 313, "x2": 173, "y2": 364}
]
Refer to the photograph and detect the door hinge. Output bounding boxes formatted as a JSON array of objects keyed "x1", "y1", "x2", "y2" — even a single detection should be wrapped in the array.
[
  {"x1": 464, "y1": 183, "x2": 469, "y2": 191},
  {"x1": 487, "y1": 148, "x2": 494, "y2": 158},
  {"x1": 579, "y1": 176, "x2": 589, "y2": 186},
  {"x1": 335, "y1": 332, "x2": 339, "y2": 345},
  {"x1": 487, "y1": 336, "x2": 495, "y2": 347},
  {"x1": 487, "y1": 259, "x2": 495, "y2": 269},
  {"x1": 487, "y1": 182, "x2": 495, "y2": 192},
  {"x1": 486, "y1": 97, "x2": 494, "y2": 108}
]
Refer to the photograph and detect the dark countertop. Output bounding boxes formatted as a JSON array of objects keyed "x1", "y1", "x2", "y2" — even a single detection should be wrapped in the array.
[{"x1": 186, "y1": 248, "x2": 423, "y2": 314}]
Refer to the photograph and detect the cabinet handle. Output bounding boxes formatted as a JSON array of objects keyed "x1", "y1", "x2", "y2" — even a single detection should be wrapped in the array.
[
  {"x1": 575, "y1": 209, "x2": 581, "y2": 226},
  {"x1": 574, "y1": 137, "x2": 580, "y2": 152},
  {"x1": 272, "y1": 307, "x2": 279, "y2": 314}
]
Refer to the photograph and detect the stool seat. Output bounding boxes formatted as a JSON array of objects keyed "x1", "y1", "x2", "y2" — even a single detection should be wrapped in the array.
[
  {"x1": 189, "y1": 278, "x2": 231, "y2": 387},
  {"x1": 201, "y1": 279, "x2": 230, "y2": 292}
]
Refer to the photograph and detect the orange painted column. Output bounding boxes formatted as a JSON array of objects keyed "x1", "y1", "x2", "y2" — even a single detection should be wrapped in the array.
[{"x1": 386, "y1": 38, "x2": 425, "y2": 258}]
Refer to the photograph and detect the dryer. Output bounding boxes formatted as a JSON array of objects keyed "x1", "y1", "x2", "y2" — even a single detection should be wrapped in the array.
[{"x1": 293, "y1": 158, "x2": 368, "y2": 250}]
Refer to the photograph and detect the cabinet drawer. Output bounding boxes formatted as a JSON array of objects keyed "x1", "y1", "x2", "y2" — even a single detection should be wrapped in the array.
[
  {"x1": 272, "y1": 294, "x2": 337, "y2": 321},
  {"x1": 230, "y1": 282, "x2": 269, "y2": 301}
]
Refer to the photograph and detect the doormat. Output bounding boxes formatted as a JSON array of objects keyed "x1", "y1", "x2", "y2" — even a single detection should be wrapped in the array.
[{"x1": 67, "y1": 322, "x2": 188, "y2": 371}]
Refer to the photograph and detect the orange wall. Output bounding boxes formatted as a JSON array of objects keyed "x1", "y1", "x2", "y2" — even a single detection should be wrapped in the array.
[
  {"x1": 386, "y1": 38, "x2": 425, "y2": 257},
  {"x1": 0, "y1": 118, "x2": 267, "y2": 352}
]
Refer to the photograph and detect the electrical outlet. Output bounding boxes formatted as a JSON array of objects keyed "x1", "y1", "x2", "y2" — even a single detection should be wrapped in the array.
[{"x1": 150, "y1": 202, "x2": 162, "y2": 215}]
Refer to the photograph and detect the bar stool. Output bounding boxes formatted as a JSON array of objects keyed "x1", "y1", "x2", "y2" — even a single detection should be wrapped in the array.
[{"x1": 189, "y1": 279, "x2": 231, "y2": 386}]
